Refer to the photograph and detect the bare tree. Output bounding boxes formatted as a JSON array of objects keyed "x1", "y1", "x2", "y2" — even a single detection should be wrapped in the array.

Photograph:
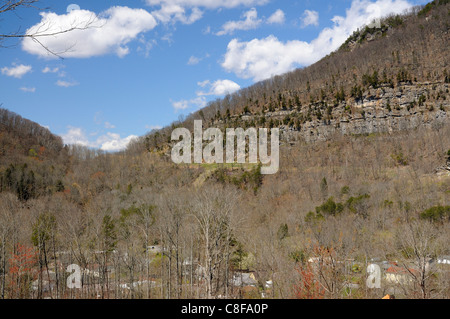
[
  {"x1": 0, "y1": 193, "x2": 19, "y2": 299},
  {"x1": 0, "y1": 0, "x2": 99, "y2": 58},
  {"x1": 394, "y1": 220, "x2": 444, "y2": 299},
  {"x1": 189, "y1": 185, "x2": 239, "y2": 299},
  {"x1": 157, "y1": 192, "x2": 187, "y2": 299}
]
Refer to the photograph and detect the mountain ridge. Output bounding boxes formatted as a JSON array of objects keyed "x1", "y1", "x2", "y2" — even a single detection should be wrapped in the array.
[{"x1": 133, "y1": 0, "x2": 449, "y2": 154}]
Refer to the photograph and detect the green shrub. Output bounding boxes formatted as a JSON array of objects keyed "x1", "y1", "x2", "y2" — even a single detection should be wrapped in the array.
[
  {"x1": 362, "y1": 71, "x2": 380, "y2": 88},
  {"x1": 386, "y1": 15, "x2": 404, "y2": 27},
  {"x1": 420, "y1": 205, "x2": 450, "y2": 222},
  {"x1": 345, "y1": 194, "x2": 371, "y2": 215},
  {"x1": 289, "y1": 249, "x2": 306, "y2": 263},
  {"x1": 305, "y1": 211, "x2": 324, "y2": 223},
  {"x1": 316, "y1": 197, "x2": 344, "y2": 216}
]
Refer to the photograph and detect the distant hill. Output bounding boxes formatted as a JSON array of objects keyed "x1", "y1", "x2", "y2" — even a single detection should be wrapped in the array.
[
  {"x1": 0, "y1": 108, "x2": 69, "y2": 200},
  {"x1": 0, "y1": 1, "x2": 448, "y2": 300},
  {"x1": 135, "y1": 0, "x2": 449, "y2": 152},
  {"x1": 0, "y1": 108, "x2": 64, "y2": 161},
  {"x1": 1, "y1": 0, "x2": 449, "y2": 201}
]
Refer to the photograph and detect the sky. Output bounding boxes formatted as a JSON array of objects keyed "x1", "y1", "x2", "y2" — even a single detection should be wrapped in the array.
[{"x1": 0, "y1": 0, "x2": 428, "y2": 151}]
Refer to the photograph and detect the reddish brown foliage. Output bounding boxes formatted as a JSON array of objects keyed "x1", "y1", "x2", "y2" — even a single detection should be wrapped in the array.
[{"x1": 293, "y1": 262, "x2": 326, "y2": 299}]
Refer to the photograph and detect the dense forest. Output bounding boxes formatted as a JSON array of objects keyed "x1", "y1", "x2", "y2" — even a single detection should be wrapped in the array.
[{"x1": 0, "y1": 0, "x2": 449, "y2": 299}]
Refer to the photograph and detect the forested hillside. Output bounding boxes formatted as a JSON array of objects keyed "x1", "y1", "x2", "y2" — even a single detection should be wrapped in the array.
[
  {"x1": 0, "y1": 0, "x2": 449, "y2": 300},
  {"x1": 0, "y1": 108, "x2": 69, "y2": 201},
  {"x1": 137, "y1": 0, "x2": 449, "y2": 150}
]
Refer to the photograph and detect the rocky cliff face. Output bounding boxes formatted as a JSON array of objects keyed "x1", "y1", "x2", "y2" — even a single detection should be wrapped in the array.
[
  {"x1": 283, "y1": 110, "x2": 447, "y2": 144},
  {"x1": 139, "y1": 3, "x2": 450, "y2": 156},
  {"x1": 240, "y1": 81, "x2": 449, "y2": 144}
]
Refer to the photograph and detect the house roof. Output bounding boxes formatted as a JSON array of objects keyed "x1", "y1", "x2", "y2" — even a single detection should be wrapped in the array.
[
  {"x1": 386, "y1": 266, "x2": 418, "y2": 276},
  {"x1": 231, "y1": 272, "x2": 258, "y2": 287}
]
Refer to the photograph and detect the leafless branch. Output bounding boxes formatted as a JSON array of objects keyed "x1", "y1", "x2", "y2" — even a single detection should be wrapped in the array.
[{"x1": 0, "y1": 1, "x2": 102, "y2": 58}]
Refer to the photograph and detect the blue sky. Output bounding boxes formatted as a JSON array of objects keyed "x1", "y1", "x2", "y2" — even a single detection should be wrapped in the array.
[{"x1": 0, "y1": 0, "x2": 428, "y2": 151}]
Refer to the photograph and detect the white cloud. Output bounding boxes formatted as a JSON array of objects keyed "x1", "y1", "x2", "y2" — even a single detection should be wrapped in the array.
[
  {"x1": 171, "y1": 96, "x2": 207, "y2": 110},
  {"x1": 42, "y1": 65, "x2": 67, "y2": 77},
  {"x1": 216, "y1": 7, "x2": 285, "y2": 36},
  {"x1": 56, "y1": 80, "x2": 78, "y2": 87},
  {"x1": 61, "y1": 126, "x2": 137, "y2": 151},
  {"x1": 146, "y1": 0, "x2": 268, "y2": 25},
  {"x1": 301, "y1": 10, "x2": 319, "y2": 28},
  {"x1": 222, "y1": 36, "x2": 315, "y2": 82},
  {"x1": 187, "y1": 53, "x2": 209, "y2": 65},
  {"x1": 22, "y1": 6, "x2": 158, "y2": 59},
  {"x1": 197, "y1": 79, "x2": 240, "y2": 96},
  {"x1": 161, "y1": 32, "x2": 174, "y2": 44},
  {"x1": 20, "y1": 87, "x2": 36, "y2": 93},
  {"x1": 61, "y1": 126, "x2": 90, "y2": 146},
  {"x1": 97, "y1": 132, "x2": 138, "y2": 151},
  {"x1": 197, "y1": 80, "x2": 210, "y2": 87},
  {"x1": 116, "y1": 46, "x2": 130, "y2": 58},
  {"x1": 137, "y1": 36, "x2": 157, "y2": 58},
  {"x1": 216, "y1": 8, "x2": 262, "y2": 36},
  {"x1": 222, "y1": 0, "x2": 414, "y2": 82},
  {"x1": 151, "y1": 4, "x2": 203, "y2": 24},
  {"x1": 310, "y1": 0, "x2": 412, "y2": 57},
  {"x1": 42, "y1": 66, "x2": 59, "y2": 73},
  {"x1": 267, "y1": 9, "x2": 285, "y2": 24},
  {"x1": 146, "y1": 0, "x2": 268, "y2": 10},
  {"x1": 171, "y1": 100, "x2": 189, "y2": 110},
  {"x1": 187, "y1": 55, "x2": 201, "y2": 65},
  {"x1": 1, "y1": 64, "x2": 32, "y2": 78},
  {"x1": 173, "y1": 79, "x2": 240, "y2": 111}
]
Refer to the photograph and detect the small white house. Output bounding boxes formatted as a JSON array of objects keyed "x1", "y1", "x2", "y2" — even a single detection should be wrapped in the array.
[
  {"x1": 231, "y1": 272, "x2": 258, "y2": 287},
  {"x1": 437, "y1": 256, "x2": 450, "y2": 265}
]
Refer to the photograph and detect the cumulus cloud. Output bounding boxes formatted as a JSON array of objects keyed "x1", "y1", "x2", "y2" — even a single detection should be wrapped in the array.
[
  {"x1": 146, "y1": 0, "x2": 268, "y2": 25},
  {"x1": 61, "y1": 126, "x2": 138, "y2": 151},
  {"x1": 22, "y1": 6, "x2": 157, "y2": 59},
  {"x1": 172, "y1": 79, "x2": 240, "y2": 111},
  {"x1": 151, "y1": 4, "x2": 203, "y2": 24},
  {"x1": 197, "y1": 79, "x2": 240, "y2": 96},
  {"x1": 216, "y1": 8, "x2": 285, "y2": 35},
  {"x1": 222, "y1": 36, "x2": 316, "y2": 82},
  {"x1": 171, "y1": 96, "x2": 207, "y2": 110},
  {"x1": 1, "y1": 64, "x2": 32, "y2": 78},
  {"x1": 61, "y1": 127, "x2": 91, "y2": 146},
  {"x1": 222, "y1": 0, "x2": 413, "y2": 82},
  {"x1": 97, "y1": 133, "x2": 138, "y2": 152},
  {"x1": 216, "y1": 8, "x2": 262, "y2": 35},
  {"x1": 146, "y1": 0, "x2": 268, "y2": 10},
  {"x1": 267, "y1": 9, "x2": 285, "y2": 24},
  {"x1": 301, "y1": 10, "x2": 319, "y2": 28}
]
